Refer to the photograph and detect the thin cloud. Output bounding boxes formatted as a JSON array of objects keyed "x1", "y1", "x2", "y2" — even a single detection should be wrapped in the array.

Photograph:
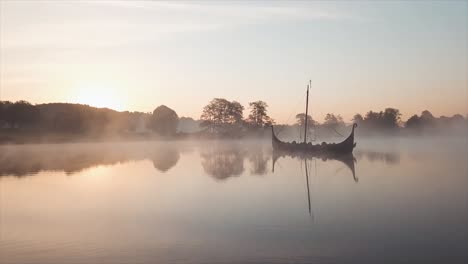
[
  {"x1": 83, "y1": 1, "x2": 352, "y2": 24},
  {"x1": 2, "y1": 1, "x2": 352, "y2": 50}
]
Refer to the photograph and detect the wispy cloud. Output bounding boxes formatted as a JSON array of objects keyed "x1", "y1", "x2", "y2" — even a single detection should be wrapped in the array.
[
  {"x1": 86, "y1": 1, "x2": 351, "y2": 23},
  {"x1": 2, "y1": 1, "x2": 351, "y2": 50},
  {"x1": 2, "y1": 1, "x2": 350, "y2": 50}
]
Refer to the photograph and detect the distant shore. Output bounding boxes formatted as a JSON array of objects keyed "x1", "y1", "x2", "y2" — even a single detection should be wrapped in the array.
[{"x1": 1, "y1": 101, "x2": 467, "y2": 145}]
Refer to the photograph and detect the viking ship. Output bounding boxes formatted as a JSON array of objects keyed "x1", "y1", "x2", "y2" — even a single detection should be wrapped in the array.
[{"x1": 271, "y1": 80, "x2": 357, "y2": 155}]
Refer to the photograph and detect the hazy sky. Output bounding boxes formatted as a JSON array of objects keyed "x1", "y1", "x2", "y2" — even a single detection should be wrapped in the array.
[{"x1": 0, "y1": 0, "x2": 466, "y2": 123}]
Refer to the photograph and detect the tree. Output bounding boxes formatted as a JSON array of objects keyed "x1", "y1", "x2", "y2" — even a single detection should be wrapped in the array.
[
  {"x1": 405, "y1": 114, "x2": 421, "y2": 129},
  {"x1": 421, "y1": 110, "x2": 435, "y2": 120},
  {"x1": 3, "y1": 100, "x2": 39, "y2": 128},
  {"x1": 227, "y1": 101, "x2": 244, "y2": 124},
  {"x1": 200, "y1": 98, "x2": 244, "y2": 134},
  {"x1": 148, "y1": 105, "x2": 179, "y2": 136},
  {"x1": 451, "y1": 114, "x2": 464, "y2": 121},
  {"x1": 0, "y1": 101, "x2": 13, "y2": 126},
  {"x1": 381, "y1": 108, "x2": 401, "y2": 129},
  {"x1": 246, "y1": 100, "x2": 273, "y2": 128},
  {"x1": 352, "y1": 113, "x2": 364, "y2": 124},
  {"x1": 323, "y1": 113, "x2": 344, "y2": 129},
  {"x1": 295, "y1": 113, "x2": 315, "y2": 127},
  {"x1": 364, "y1": 111, "x2": 381, "y2": 125},
  {"x1": 362, "y1": 108, "x2": 400, "y2": 129}
]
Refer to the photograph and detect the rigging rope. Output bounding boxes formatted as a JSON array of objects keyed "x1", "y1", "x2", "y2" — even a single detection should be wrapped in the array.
[{"x1": 330, "y1": 126, "x2": 345, "y2": 137}]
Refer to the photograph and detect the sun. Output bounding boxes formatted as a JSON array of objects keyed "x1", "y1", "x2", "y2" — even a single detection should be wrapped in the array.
[{"x1": 72, "y1": 84, "x2": 124, "y2": 111}]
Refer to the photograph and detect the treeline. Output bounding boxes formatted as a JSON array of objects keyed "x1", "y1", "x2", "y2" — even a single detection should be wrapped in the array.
[
  {"x1": 287, "y1": 108, "x2": 467, "y2": 138},
  {"x1": 351, "y1": 108, "x2": 467, "y2": 136},
  {"x1": 0, "y1": 101, "x2": 147, "y2": 136},
  {"x1": 0, "y1": 98, "x2": 276, "y2": 141},
  {"x1": 0, "y1": 100, "x2": 201, "y2": 142},
  {"x1": 197, "y1": 100, "x2": 467, "y2": 138},
  {"x1": 198, "y1": 98, "x2": 274, "y2": 137},
  {"x1": 1, "y1": 100, "x2": 467, "y2": 143}
]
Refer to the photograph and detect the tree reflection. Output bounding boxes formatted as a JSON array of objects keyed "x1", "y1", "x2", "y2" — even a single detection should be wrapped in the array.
[
  {"x1": 200, "y1": 146, "x2": 245, "y2": 180},
  {"x1": 0, "y1": 143, "x2": 181, "y2": 177},
  {"x1": 151, "y1": 145, "x2": 180, "y2": 172},
  {"x1": 248, "y1": 149, "x2": 270, "y2": 175}
]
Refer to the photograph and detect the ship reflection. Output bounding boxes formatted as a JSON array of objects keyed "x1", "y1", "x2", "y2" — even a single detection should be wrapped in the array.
[
  {"x1": 272, "y1": 150, "x2": 357, "y2": 218},
  {"x1": 272, "y1": 150, "x2": 358, "y2": 182}
]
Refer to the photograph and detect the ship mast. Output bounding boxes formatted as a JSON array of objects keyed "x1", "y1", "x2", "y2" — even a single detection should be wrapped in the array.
[{"x1": 304, "y1": 81, "x2": 310, "y2": 143}]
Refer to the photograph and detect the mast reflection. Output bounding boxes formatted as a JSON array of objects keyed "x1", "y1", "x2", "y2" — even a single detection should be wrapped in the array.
[{"x1": 272, "y1": 150, "x2": 357, "y2": 218}]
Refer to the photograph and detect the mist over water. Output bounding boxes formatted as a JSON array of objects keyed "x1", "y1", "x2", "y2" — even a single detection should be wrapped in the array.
[
  {"x1": 1, "y1": 138, "x2": 467, "y2": 264},
  {"x1": 1, "y1": 1, "x2": 466, "y2": 263}
]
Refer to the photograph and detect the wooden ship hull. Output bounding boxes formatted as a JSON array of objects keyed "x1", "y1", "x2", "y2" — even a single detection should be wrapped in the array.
[{"x1": 271, "y1": 123, "x2": 357, "y2": 155}]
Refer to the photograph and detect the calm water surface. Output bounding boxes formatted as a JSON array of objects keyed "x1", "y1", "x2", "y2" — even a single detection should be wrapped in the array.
[{"x1": 1, "y1": 138, "x2": 467, "y2": 264}]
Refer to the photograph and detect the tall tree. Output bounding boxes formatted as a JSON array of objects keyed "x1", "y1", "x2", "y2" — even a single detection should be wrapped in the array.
[
  {"x1": 148, "y1": 105, "x2": 179, "y2": 136},
  {"x1": 323, "y1": 113, "x2": 344, "y2": 129},
  {"x1": 246, "y1": 100, "x2": 273, "y2": 128},
  {"x1": 382, "y1": 108, "x2": 401, "y2": 129},
  {"x1": 352, "y1": 113, "x2": 364, "y2": 124},
  {"x1": 360, "y1": 108, "x2": 401, "y2": 132},
  {"x1": 405, "y1": 114, "x2": 421, "y2": 129},
  {"x1": 200, "y1": 98, "x2": 244, "y2": 134},
  {"x1": 295, "y1": 113, "x2": 315, "y2": 127},
  {"x1": 421, "y1": 110, "x2": 435, "y2": 120}
]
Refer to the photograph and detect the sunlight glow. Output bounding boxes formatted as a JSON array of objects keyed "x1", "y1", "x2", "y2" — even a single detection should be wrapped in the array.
[{"x1": 72, "y1": 84, "x2": 124, "y2": 111}]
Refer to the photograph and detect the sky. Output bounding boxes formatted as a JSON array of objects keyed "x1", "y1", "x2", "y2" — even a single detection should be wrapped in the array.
[{"x1": 0, "y1": 0, "x2": 467, "y2": 123}]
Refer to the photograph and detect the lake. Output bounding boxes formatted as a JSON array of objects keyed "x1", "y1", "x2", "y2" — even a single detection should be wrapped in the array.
[{"x1": 1, "y1": 138, "x2": 467, "y2": 264}]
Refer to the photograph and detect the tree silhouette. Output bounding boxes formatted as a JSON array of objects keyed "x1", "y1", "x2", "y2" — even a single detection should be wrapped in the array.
[
  {"x1": 295, "y1": 113, "x2": 315, "y2": 127},
  {"x1": 360, "y1": 108, "x2": 401, "y2": 132},
  {"x1": 403, "y1": 110, "x2": 467, "y2": 134},
  {"x1": 406, "y1": 114, "x2": 421, "y2": 130},
  {"x1": 0, "y1": 101, "x2": 12, "y2": 127},
  {"x1": 421, "y1": 110, "x2": 435, "y2": 120},
  {"x1": 2, "y1": 99, "x2": 467, "y2": 140},
  {"x1": 148, "y1": 105, "x2": 179, "y2": 136},
  {"x1": 246, "y1": 100, "x2": 273, "y2": 128},
  {"x1": 382, "y1": 108, "x2": 401, "y2": 129},
  {"x1": 200, "y1": 98, "x2": 244, "y2": 135},
  {"x1": 2, "y1": 100, "x2": 39, "y2": 128},
  {"x1": 352, "y1": 113, "x2": 364, "y2": 124},
  {"x1": 323, "y1": 113, "x2": 344, "y2": 130},
  {"x1": 364, "y1": 111, "x2": 381, "y2": 125}
]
